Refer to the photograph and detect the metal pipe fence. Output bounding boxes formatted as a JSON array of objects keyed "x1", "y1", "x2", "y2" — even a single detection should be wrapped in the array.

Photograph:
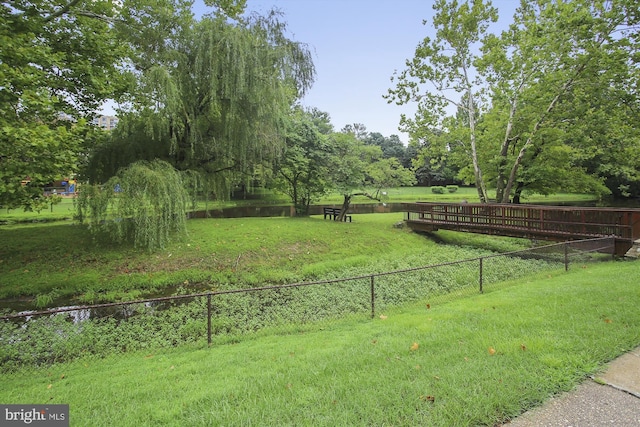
[{"x1": 0, "y1": 237, "x2": 616, "y2": 368}]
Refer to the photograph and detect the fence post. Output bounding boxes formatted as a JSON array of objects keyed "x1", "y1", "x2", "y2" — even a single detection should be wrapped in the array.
[
  {"x1": 370, "y1": 275, "x2": 375, "y2": 319},
  {"x1": 207, "y1": 293, "x2": 212, "y2": 347},
  {"x1": 479, "y1": 258, "x2": 484, "y2": 294},
  {"x1": 564, "y1": 243, "x2": 569, "y2": 272}
]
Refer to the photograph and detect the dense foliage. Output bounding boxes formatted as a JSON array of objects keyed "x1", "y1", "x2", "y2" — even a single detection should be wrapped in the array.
[
  {"x1": 124, "y1": 12, "x2": 314, "y2": 184},
  {"x1": 76, "y1": 160, "x2": 188, "y2": 251},
  {"x1": 1, "y1": 0, "x2": 249, "y2": 208},
  {"x1": 271, "y1": 107, "x2": 332, "y2": 215},
  {"x1": 0, "y1": 245, "x2": 566, "y2": 370},
  {"x1": 388, "y1": 0, "x2": 640, "y2": 202},
  {"x1": 329, "y1": 131, "x2": 416, "y2": 220},
  {"x1": 0, "y1": 0, "x2": 125, "y2": 210},
  {"x1": 271, "y1": 111, "x2": 416, "y2": 217},
  {"x1": 5, "y1": 0, "x2": 639, "y2": 252}
]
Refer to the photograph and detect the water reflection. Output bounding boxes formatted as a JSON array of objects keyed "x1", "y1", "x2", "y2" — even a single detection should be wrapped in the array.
[{"x1": 9, "y1": 300, "x2": 173, "y2": 324}]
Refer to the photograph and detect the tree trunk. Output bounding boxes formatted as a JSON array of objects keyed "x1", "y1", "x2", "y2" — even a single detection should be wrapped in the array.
[
  {"x1": 502, "y1": 62, "x2": 588, "y2": 202},
  {"x1": 466, "y1": 91, "x2": 488, "y2": 204},
  {"x1": 336, "y1": 195, "x2": 351, "y2": 222},
  {"x1": 495, "y1": 93, "x2": 520, "y2": 203},
  {"x1": 512, "y1": 182, "x2": 524, "y2": 204},
  {"x1": 298, "y1": 195, "x2": 311, "y2": 216}
]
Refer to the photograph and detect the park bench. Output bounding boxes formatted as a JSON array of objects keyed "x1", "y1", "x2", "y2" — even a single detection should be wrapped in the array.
[{"x1": 323, "y1": 207, "x2": 352, "y2": 222}]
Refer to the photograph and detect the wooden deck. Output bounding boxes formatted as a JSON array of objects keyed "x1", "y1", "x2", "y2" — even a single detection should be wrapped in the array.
[{"x1": 404, "y1": 202, "x2": 640, "y2": 256}]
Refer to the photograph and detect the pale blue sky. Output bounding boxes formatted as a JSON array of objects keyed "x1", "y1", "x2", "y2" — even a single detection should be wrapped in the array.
[
  {"x1": 238, "y1": 0, "x2": 441, "y2": 142},
  {"x1": 230, "y1": 0, "x2": 520, "y2": 143}
]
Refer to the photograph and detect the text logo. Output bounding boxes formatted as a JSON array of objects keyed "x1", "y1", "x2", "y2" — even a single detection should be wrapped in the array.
[{"x1": 1, "y1": 405, "x2": 68, "y2": 427}]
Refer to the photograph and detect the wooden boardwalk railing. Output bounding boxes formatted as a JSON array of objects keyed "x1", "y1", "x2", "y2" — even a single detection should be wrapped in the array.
[{"x1": 403, "y1": 202, "x2": 640, "y2": 256}]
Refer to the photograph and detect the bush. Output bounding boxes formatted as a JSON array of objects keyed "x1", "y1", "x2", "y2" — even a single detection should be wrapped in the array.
[
  {"x1": 431, "y1": 186, "x2": 445, "y2": 194},
  {"x1": 75, "y1": 160, "x2": 188, "y2": 251},
  {"x1": 446, "y1": 185, "x2": 459, "y2": 193}
]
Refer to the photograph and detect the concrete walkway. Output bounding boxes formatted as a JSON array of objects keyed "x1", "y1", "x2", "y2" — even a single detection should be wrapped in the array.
[{"x1": 505, "y1": 347, "x2": 640, "y2": 426}]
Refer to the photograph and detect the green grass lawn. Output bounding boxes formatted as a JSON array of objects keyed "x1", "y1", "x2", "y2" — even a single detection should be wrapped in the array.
[
  {"x1": 1, "y1": 261, "x2": 638, "y2": 426},
  {"x1": 0, "y1": 213, "x2": 532, "y2": 306},
  {"x1": 0, "y1": 185, "x2": 599, "y2": 306}
]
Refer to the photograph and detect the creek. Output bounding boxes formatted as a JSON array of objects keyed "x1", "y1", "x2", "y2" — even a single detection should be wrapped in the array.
[{"x1": 2, "y1": 198, "x2": 638, "y2": 318}]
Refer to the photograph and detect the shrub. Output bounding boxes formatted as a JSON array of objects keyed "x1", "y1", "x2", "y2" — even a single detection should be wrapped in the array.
[
  {"x1": 431, "y1": 186, "x2": 445, "y2": 194},
  {"x1": 446, "y1": 185, "x2": 459, "y2": 193},
  {"x1": 75, "y1": 160, "x2": 188, "y2": 251}
]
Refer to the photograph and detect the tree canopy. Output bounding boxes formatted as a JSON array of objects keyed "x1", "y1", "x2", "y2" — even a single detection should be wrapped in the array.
[
  {"x1": 271, "y1": 107, "x2": 333, "y2": 215},
  {"x1": 0, "y1": 0, "x2": 252, "y2": 210},
  {"x1": 0, "y1": 0, "x2": 126, "y2": 210},
  {"x1": 388, "y1": 0, "x2": 640, "y2": 202},
  {"x1": 76, "y1": 160, "x2": 188, "y2": 251},
  {"x1": 328, "y1": 131, "x2": 415, "y2": 220},
  {"x1": 85, "y1": 9, "x2": 315, "y2": 193},
  {"x1": 271, "y1": 111, "x2": 416, "y2": 218}
]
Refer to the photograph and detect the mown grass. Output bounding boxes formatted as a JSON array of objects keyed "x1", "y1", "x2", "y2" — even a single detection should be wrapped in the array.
[
  {"x1": 1, "y1": 261, "x2": 638, "y2": 426},
  {"x1": 0, "y1": 187, "x2": 598, "y2": 223},
  {"x1": 0, "y1": 213, "x2": 531, "y2": 307}
]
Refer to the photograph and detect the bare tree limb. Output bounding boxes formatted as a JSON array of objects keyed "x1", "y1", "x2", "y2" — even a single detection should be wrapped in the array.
[{"x1": 43, "y1": 0, "x2": 82, "y2": 23}]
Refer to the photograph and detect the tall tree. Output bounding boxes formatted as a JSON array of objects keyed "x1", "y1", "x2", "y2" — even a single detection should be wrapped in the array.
[
  {"x1": 1, "y1": 0, "x2": 250, "y2": 210},
  {"x1": 386, "y1": 0, "x2": 497, "y2": 203},
  {"x1": 478, "y1": 0, "x2": 640, "y2": 202},
  {"x1": 122, "y1": 11, "x2": 315, "y2": 194},
  {"x1": 272, "y1": 107, "x2": 333, "y2": 215},
  {"x1": 0, "y1": 0, "x2": 125, "y2": 210},
  {"x1": 390, "y1": 0, "x2": 640, "y2": 204}
]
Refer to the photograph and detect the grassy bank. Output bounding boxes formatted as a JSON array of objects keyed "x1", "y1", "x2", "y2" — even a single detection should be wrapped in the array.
[
  {"x1": 0, "y1": 213, "x2": 531, "y2": 307},
  {"x1": 1, "y1": 261, "x2": 638, "y2": 426}
]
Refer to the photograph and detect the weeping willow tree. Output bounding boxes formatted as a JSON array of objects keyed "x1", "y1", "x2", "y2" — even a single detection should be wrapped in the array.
[
  {"x1": 76, "y1": 160, "x2": 188, "y2": 251},
  {"x1": 119, "y1": 10, "x2": 315, "y2": 195},
  {"x1": 77, "y1": 8, "x2": 314, "y2": 246}
]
